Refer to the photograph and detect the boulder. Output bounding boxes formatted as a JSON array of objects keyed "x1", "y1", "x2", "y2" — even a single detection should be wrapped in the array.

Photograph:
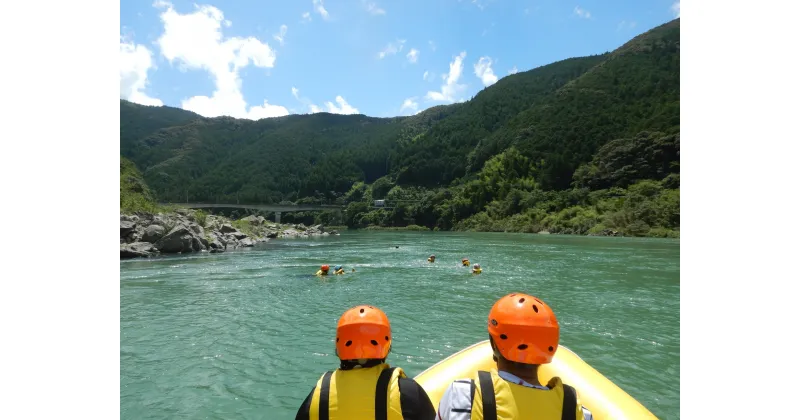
[
  {"x1": 141, "y1": 225, "x2": 166, "y2": 243},
  {"x1": 241, "y1": 215, "x2": 266, "y2": 225},
  {"x1": 120, "y1": 220, "x2": 136, "y2": 236},
  {"x1": 239, "y1": 237, "x2": 255, "y2": 247},
  {"x1": 220, "y1": 224, "x2": 237, "y2": 233},
  {"x1": 155, "y1": 225, "x2": 196, "y2": 253},
  {"x1": 121, "y1": 242, "x2": 158, "y2": 259}
]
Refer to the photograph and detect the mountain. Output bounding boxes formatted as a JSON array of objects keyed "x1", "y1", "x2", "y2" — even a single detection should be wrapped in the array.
[{"x1": 120, "y1": 19, "x2": 680, "y2": 237}]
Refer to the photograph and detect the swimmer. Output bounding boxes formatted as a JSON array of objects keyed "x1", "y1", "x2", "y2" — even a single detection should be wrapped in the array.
[
  {"x1": 427, "y1": 254, "x2": 436, "y2": 263},
  {"x1": 462, "y1": 258, "x2": 470, "y2": 267},
  {"x1": 315, "y1": 264, "x2": 330, "y2": 276},
  {"x1": 334, "y1": 265, "x2": 345, "y2": 275},
  {"x1": 472, "y1": 263, "x2": 482, "y2": 274}
]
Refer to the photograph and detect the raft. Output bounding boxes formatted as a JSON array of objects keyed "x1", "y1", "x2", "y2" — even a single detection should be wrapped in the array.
[{"x1": 414, "y1": 340, "x2": 657, "y2": 420}]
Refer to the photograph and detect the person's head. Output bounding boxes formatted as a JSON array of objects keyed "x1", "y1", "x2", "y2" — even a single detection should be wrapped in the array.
[
  {"x1": 473, "y1": 263, "x2": 481, "y2": 270},
  {"x1": 335, "y1": 305, "x2": 392, "y2": 369},
  {"x1": 429, "y1": 254, "x2": 436, "y2": 261},
  {"x1": 462, "y1": 258, "x2": 470, "y2": 265},
  {"x1": 334, "y1": 265, "x2": 343, "y2": 271},
  {"x1": 321, "y1": 264, "x2": 330, "y2": 272},
  {"x1": 487, "y1": 293, "x2": 559, "y2": 374}
]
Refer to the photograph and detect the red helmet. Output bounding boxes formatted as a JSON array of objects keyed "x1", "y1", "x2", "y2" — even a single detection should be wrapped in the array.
[
  {"x1": 488, "y1": 293, "x2": 559, "y2": 365},
  {"x1": 336, "y1": 305, "x2": 392, "y2": 360},
  {"x1": 321, "y1": 265, "x2": 330, "y2": 271}
]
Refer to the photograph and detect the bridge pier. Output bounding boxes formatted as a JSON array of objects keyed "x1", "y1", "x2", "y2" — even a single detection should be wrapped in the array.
[{"x1": 275, "y1": 211, "x2": 281, "y2": 224}]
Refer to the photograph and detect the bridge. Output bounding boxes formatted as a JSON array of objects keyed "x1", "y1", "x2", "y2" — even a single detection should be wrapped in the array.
[{"x1": 159, "y1": 202, "x2": 344, "y2": 223}]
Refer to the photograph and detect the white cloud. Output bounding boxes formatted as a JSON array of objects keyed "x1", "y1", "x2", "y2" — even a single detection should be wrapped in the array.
[
  {"x1": 508, "y1": 65, "x2": 518, "y2": 75},
  {"x1": 120, "y1": 37, "x2": 164, "y2": 106},
  {"x1": 429, "y1": 40, "x2": 436, "y2": 51},
  {"x1": 307, "y1": 96, "x2": 359, "y2": 114},
  {"x1": 474, "y1": 56, "x2": 498, "y2": 87},
  {"x1": 313, "y1": 0, "x2": 329, "y2": 20},
  {"x1": 378, "y1": 39, "x2": 406, "y2": 59},
  {"x1": 273, "y1": 24, "x2": 287, "y2": 46},
  {"x1": 301, "y1": 11, "x2": 312, "y2": 22},
  {"x1": 425, "y1": 51, "x2": 468, "y2": 103},
  {"x1": 617, "y1": 20, "x2": 637, "y2": 31},
  {"x1": 671, "y1": 1, "x2": 680, "y2": 18},
  {"x1": 423, "y1": 71, "x2": 429, "y2": 80},
  {"x1": 292, "y1": 87, "x2": 300, "y2": 99},
  {"x1": 407, "y1": 48, "x2": 419, "y2": 63},
  {"x1": 574, "y1": 6, "x2": 591, "y2": 19},
  {"x1": 400, "y1": 97, "x2": 419, "y2": 114},
  {"x1": 325, "y1": 96, "x2": 359, "y2": 114},
  {"x1": 155, "y1": 2, "x2": 288, "y2": 120},
  {"x1": 365, "y1": 1, "x2": 386, "y2": 15}
]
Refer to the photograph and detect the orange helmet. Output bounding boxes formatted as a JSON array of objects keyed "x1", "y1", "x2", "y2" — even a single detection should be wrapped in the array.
[
  {"x1": 336, "y1": 305, "x2": 392, "y2": 360},
  {"x1": 321, "y1": 265, "x2": 330, "y2": 271},
  {"x1": 488, "y1": 293, "x2": 559, "y2": 365}
]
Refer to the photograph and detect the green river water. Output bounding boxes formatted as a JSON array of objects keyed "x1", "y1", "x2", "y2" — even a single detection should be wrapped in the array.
[{"x1": 120, "y1": 231, "x2": 680, "y2": 419}]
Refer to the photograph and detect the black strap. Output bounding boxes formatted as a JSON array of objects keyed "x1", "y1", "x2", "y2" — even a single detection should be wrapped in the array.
[
  {"x1": 477, "y1": 371, "x2": 497, "y2": 420},
  {"x1": 374, "y1": 367, "x2": 397, "y2": 420},
  {"x1": 318, "y1": 371, "x2": 333, "y2": 420},
  {"x1": 561, "y1": 384, "x2": 577, "y2": 420}
]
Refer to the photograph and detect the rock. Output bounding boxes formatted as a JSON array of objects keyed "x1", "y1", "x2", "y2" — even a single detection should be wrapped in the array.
[
  {"x1": 155, "y1": 225, "x2": 196, "y2": 253},
  {"x1": 120, "y1": 214, "x2": 139, "y2": 223},
  {"x1": 329, "y1": 230, "x2": 339, "y2": 235},
  {"x1": 233, "y1": 231, "x2": 248, "y2": 240},
  {"x1": 209, "y1": 237, "x2": 225, "y2": 251},
  {"x1": 121, "y1": 242, "x2": 158, "y2": 259},
  {"x1": 241, "y1": 215, "x2": 266, "y2": 225},
  {"x1": 266, "y1": 230, "x2": 279, "y2": 239},
  {"x1": 120, "y1": 220, "x2": 136, "y2": 236},
  {"x1": 189, "y1": 224, "x2": 205, "y2": 236},
  {"x1": 538, "y1": 230, "x2": 551, "y2": 235},
  {"x1": 141, "y1": 225, "x2": 166, "y2": 243},
  {"x1": 310, "y1": 224, "x2": 325, "y2": 233},
  {"x1": 239, "y1": 237, "x2": 255, "y2": 247},
  {"x1": 220, "y1": 224, "x2": 237, "y2": 233}
]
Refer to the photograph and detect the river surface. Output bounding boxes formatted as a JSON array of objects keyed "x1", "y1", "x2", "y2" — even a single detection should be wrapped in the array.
[{"x1": 120, "y1": 231, "x2": 679, "y2": 419}]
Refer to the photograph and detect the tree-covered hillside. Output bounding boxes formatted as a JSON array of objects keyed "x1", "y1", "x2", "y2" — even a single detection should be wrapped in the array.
[{"x1": 120, "y1": 19, "x2": 680, "y2": 237}]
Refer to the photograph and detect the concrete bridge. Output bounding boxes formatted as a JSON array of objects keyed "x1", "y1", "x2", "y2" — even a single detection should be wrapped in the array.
[{"x1": 160, "y1": 202, "x2": 344, "y2": 223}]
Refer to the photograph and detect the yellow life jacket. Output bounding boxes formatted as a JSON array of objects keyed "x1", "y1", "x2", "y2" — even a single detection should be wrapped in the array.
[
  {"x1": 316, "y1": 270, "x2": 329, "y2": 276},
  {"x1": 335, "y1": 269, "x2": 345, "y2": 275},
  {"x1": 309, "y1": 364, "x2": 406, "y2": 420},
  {"x1": 470, "y1": 370, "x2": 581, "y2": 420},
  {"x1": 463, "y1": 260, "x2": 470, "y2": 266},
  {"x1": 472, "y1": 268, "x2": 482, "y2": 274}
]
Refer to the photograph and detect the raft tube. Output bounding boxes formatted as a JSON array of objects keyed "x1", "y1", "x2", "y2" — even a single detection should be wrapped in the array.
[{"x1": 414, "y1": 340, "x2": 657, "y2": 420}]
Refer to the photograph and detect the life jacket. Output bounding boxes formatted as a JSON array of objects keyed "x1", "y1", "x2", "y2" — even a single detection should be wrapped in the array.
[
  {"x1": 309, "y1": 364, "x2": 406, "y2": 420},
  {"x1": 469, "y1": 370, "x2": 579, "y2": 420},
  {"x1": 316, "y1": 270, "x2": 329, "y2": 276},
  {"x1": 472, "y1": 268, "x2": 482, "y2": 274}
]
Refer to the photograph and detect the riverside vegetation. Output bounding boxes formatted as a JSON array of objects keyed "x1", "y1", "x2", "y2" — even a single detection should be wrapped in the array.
[{"x1": 120, "y1": 19, "x2": 679, "y2": 242}]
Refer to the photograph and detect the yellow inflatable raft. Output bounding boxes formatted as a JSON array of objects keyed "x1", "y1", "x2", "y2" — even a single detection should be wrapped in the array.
[{"x1": 414, "y1": 340, "x2": 657, "y2": 420}]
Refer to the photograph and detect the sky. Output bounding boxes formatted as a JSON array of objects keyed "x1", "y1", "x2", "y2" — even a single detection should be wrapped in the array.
[{"x1": 120, "y1": 0, "x2": 680, "y2": 119}]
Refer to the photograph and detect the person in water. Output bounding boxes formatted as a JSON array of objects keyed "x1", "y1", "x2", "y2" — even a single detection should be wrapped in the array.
[
  {"x1": 436, "y1": 293, "x2": 593, "y2": 420},
  {"x1": 315, "y1": 265, "x2": 330, "y2": 276},
  {"x1": 428, "y1": 255, "x2": 436, "y2": 263},
  {"x1": 295, "y1": 305, "x2": 436, "y2": 420},
  {"x1": 472, "y1": 263, "x2": 482, "y2": 274},
  {"x1": 333, "y1": 265, "x2": 345, "y2": 275},
  {"x1": 462, "y1": 258, "x2": 470, "y2": 267}
]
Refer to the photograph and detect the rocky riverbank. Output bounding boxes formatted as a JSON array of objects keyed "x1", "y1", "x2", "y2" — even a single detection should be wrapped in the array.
[{"x1": 120, "y1": 209, "x2": 339, "y2": 259}]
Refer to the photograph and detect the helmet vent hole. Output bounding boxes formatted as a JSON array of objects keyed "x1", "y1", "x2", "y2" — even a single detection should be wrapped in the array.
[
  {"x1": 346, "y1": 340, "x2": 352, "y2": 347},
  {"x1": 385, "y1": 336, "x2": 389, "y2": 341},
  {"x1": 517, "y1": 344, "x2": 528, "y2": 350},
  {"x1": 518, "y1": 298, "x2": 525, "y2": 303},
  {"x1": 360, "y1": 308, "x2": 365, "y2": 313},
  {"x1": 500, "y1": 334, "x2": 508, "y2": 340},
  {"x1": 535, "y1": 298, "x2": 543, "y2": 304},
  {"x1": 548, "y1": 346, "x2": 554, "y2": 352},
  {"x1": 370, "y1": 340, "x2": 378, "y2": 346},
  {"x1": 532, "y1": 305, "x2": 539, "y2": 313},
  {"x1": 491, "y1": 319, "x2": 498, "y2": 326}
]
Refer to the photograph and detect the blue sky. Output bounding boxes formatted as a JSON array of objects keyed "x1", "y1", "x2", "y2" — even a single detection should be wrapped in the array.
[{"x1": 120, "y1": 0, "x2": 680, "y2": 119}]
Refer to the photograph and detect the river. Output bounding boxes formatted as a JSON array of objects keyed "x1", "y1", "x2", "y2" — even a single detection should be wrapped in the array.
[{"x1": 120, "y1": 231, "x2": 679, "y2": 419}]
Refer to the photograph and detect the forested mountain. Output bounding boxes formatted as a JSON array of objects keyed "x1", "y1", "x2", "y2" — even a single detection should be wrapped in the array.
[{"x1": 120, "y1": 19, "x2": 680, "y2": 237}]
